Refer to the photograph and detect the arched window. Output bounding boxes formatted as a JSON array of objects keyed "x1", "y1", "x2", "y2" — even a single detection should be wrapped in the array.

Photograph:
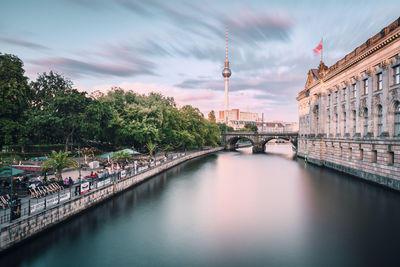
[
  {"x1": 364, "y1": 108, "x2": 368, "y2": 136},
  {"x1": 377, "y1": 105, "x2": 383, "y2": 136},
  {"x1": 395, "y1": 102, "x2": 400, "y2": 136}
]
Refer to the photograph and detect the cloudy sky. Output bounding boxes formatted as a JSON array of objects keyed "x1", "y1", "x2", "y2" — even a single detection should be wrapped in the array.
[{"x1": 1, "y1": 0, "x2": 399, "y2": 121}]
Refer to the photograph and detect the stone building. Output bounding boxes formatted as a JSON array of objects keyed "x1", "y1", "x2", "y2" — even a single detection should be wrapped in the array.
[
  {"x1": 218, "y1": 108, "x2": 259, "y2": 130},
  {"x1": 297, "y1": 17, "x2": 400, "y2": 190}
]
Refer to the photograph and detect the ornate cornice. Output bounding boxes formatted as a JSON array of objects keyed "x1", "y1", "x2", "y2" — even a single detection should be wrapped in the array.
[
  {"x1": 323, "y1": 30, "x2": 400, "y2": 82},
  {"x1": 298, "y1": 17, "x2": 400, "y2": 101}
]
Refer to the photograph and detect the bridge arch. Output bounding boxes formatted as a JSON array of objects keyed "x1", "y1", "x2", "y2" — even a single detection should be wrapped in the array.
[
  {"x1": 221, "y1": 132, "x2": 298, "y2": 153},
  {"x1": 225, "y1": 136, "x2": 255, "y2": 151},
  {"x1": 260, "y1": 136, "x2": 297, "y2": 153}
]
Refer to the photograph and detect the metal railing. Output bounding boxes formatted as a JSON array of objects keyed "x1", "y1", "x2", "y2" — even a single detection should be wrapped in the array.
[{"x1": 0, "y1": 151, "x2": 191, "y2": 226}]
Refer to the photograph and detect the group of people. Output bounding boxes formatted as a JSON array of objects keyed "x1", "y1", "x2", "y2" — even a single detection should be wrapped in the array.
[{"x1": 63, "y1": 177, "x2": 74, "y2": 186}]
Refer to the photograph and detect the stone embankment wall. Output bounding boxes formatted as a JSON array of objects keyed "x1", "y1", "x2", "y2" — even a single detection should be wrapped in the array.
[
  {"x1": 0, "y1": 148, "x2": 222, "y2": 252},
  {"x1": 298, "y1": 138, "x2": 400, "y2": 190}
]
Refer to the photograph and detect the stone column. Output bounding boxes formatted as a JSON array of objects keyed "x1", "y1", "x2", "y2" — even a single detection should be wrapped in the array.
[
  {"x1": 354, "y1": 76, "x2": 361, "y2": 137},
  {"x1": 381, "y1": 61, "x2": 390, "y2": 137},
  {"x1": 366, "y1": 71, "x2": 373, "y2": 137}
]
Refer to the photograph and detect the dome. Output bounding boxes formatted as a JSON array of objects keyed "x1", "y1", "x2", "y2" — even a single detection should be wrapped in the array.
[{"x1": 222, "y1": 68, "x2": 231, "y2": 78}]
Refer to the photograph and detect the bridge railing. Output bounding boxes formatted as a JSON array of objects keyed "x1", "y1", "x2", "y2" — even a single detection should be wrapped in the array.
[{"x1": 222, "y1": 131, "x2": 298, "y2": 135}]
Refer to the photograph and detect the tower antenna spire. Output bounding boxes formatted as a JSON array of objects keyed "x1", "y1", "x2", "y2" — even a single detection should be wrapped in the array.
[
  {"x1": 226, "y1": 26, "x2": 228, "y2": 61},
  {"x1": 222, "y1": 26, "x2": 232, "y2": 125}
]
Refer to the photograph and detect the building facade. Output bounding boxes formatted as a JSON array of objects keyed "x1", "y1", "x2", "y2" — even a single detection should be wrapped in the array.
[
  {"x1": 218, "y1": 109, "x2": 259, "y2": 130},
  {"x1": 297, "y1": 17, "x2": 400, "y2": 190},
  {"x1": 256, "y1": 121, "x2": 299, "y2": 133}
]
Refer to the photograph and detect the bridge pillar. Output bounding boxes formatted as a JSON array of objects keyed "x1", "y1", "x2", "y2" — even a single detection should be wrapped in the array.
[
  {"x1": 252, "y1": 143, "x2": 264, "y2": 153},
  {"x1": 225, "y1": 143, "x2": 236, "y2": 151}
]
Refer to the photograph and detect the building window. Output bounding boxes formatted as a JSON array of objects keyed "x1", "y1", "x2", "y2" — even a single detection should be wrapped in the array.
[
  {"x1": 353, "y1": 110, "x2": 357, "y2": 135},
  {"x1": 328, "y1": 114, "x2": 331, "y2": 135},
  {"x1": 360, "y1": 148, "x2": 364, "y2": 160},
  {"x1": 352, "y1": 83, "x2": 357, "y2": 98},
  {"x1": 372, "y1": 150, "x2": 377, "y2": 163},
  {"x1": 377, "y1": 73, "x2": 383, "y2": 90},
  {"x1": 335, "y1": 91, "x2": 338, "y2": 103},
  {"x1": 395, "y1": 102, "x2": 400, "y2": 136},
  {"x1": 328, "y1": 94, "x2": 331, "y2": 106},
  {"x1": 343, "y1": 88, "x2": 347, "y2": 101},
  {"x1": 364, "y1": 108, "x2": 368, "y2": 136},
  {"x1": 340, "y1": 146, "x2": 343, "y2": 157},
  {"x1": 377, "y1": 105, "x2": 383, "y2": 136},
  {"x1": 348, "y1": 147, "x2": 352, "y2": 159},
  {"x1": 335, "y1": 113, "x2": 338, "y2": 134},
  {"x1": 363, "y1": 79, "x2": 369, "y2": 95},
  {"x1": 388, "y1": 151, "x2": 394, "y2": 165},
  {"x1": 343, "y1": 112, "x2": 346, "y2": 134},
  {"x1": 394, "y1": 66, "x2": 400, "y2": 85}
]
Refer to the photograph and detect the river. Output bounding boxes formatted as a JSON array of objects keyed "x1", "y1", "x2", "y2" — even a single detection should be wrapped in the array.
[{"x1": 2, "y1": 144, "x2": 400, "y2": 267}]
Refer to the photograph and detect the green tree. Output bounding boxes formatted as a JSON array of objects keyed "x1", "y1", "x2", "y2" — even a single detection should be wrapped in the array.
[
  {"x1": 218, "y1": 123, "x2": 233, "y2": 132},
  {"x1": 41, "y1": 150, "x2": 78, "y2": 181},
  {"x1": 208, "y1": 110, "x2": 216, "y2": 122},
  {"x1": 111, "y1": 151, "x2": 132, "y2": 168},
  {"x1": 146, "y1": 142, "x2": 157, "y2": 157},
  {"x1": 29, "y1": 72, "x2": 102, "y2": 151},
  {"x1": 244, "y1": 124, "x2": 258, "y2": 132},
  {"x1": 0, "y1": 54, "x2": 32, "y2": 147}
]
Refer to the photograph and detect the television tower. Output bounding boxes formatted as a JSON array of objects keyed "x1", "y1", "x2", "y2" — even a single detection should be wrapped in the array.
[{"x1": 222, "y1": 27, "x2": 231, "y2": 123}]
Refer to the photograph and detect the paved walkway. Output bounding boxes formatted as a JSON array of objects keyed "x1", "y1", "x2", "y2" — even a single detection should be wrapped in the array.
[
  {"x1": 47, "y1": 169, "x2": 93, "y2": 183},
  {"x1": 0, "y1": 150, "x2": 215, "y2": 227}
]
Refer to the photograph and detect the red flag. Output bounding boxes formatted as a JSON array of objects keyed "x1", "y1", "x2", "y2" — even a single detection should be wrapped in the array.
[{"x1": 313, "y1": 40, "x2": 322, "y2": 55}]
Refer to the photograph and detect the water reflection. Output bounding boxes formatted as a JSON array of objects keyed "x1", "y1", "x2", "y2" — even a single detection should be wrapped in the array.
[{"x1": 2, "y1": 149, "x2": 400, "y2": 267}]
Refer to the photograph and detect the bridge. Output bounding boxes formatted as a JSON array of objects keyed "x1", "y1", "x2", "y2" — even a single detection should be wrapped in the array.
[{"x1": 221, "y1": 131, "x2": 298, "y2": 153}]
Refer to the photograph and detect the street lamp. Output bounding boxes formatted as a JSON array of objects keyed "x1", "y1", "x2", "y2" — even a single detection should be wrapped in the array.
[
  {"x1": 9, "y1": 154, "x2": 13, "y2": 202},
  {"x1": 78, "y1": 144, "x2": 81, "y2": 184}
]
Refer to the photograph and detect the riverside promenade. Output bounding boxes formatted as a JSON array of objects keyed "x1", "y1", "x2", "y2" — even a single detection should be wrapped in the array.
[{"x1": 0, "y1": 147, "x2": 223, "y2": 253}]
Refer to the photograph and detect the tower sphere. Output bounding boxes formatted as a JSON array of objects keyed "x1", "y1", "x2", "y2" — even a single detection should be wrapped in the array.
[{"x1": 222, "y1": 67, "x2": 231, "y2": 78}]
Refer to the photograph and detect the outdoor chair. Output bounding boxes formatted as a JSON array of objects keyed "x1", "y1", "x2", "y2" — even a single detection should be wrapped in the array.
[
  {"x1": 36, "y1": 187, "x2": 46, "y2": 197},
  {"x1": 32, "y1": 188, "x2": 40, "y2": 198},
  {"x1": 57, "y1": 183, "x2": 64, "y2": 190},
  {"x1": 48, "y1": 184, "x2": 56, "y2": 193},
  {"x1": 28, "y1": 189, "x2": 36, "y2": 199},
  {"x1": 44, "y1": 185, "x2": 53, "y2": 194},
  {"x1": 49, "y1": 184, "x2": 58, "y2": 192},
  {"x1": 0, "y1": 195, "x2": 9, "y2": 208},
  {"x1": 53, "y1": 183, "x2": 60, "y2": 191},
  {"x1": 42, "y1": 186, "x2": 50, "y2": 194}
]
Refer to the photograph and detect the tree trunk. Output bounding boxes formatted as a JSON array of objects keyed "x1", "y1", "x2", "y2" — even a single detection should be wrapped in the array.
[
  {"x1": 65, "y1": 130, "x2": 73, "y2": 152},
  {"x1": 55, "y1": 170, "x2": 63, "y2": 182},
  {"x1": 65, "y1": 134, "x2": 70, "y2": 152}
]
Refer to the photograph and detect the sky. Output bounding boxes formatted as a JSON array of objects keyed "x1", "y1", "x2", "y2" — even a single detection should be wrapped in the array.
[{"x1": 1, "y1": 0, "x2": 399, "y2": 122}]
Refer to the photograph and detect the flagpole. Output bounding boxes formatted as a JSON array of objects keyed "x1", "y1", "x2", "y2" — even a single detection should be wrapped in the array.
[{"x1": 321, "y1": 38, "x2": 323, "y2": 62}]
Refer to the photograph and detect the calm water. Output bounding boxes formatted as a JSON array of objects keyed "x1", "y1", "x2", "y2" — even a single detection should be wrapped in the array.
[{"x1": 2, "y1": 144, "x2": 400, "y2": 267}]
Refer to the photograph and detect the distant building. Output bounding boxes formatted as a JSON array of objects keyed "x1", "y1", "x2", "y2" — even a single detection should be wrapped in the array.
[
  {"x1": 297, "y1": 17, "x2": 400, "y2": 191},
  {"x1": 256, "y1": 121, "x2": 299, "y2": 133},
  {"x1": 218, "y1": 109, "x2": 259, "y2": 130}
]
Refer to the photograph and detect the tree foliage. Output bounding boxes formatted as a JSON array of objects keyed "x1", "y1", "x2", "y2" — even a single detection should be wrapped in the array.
[
  {"x1": 208, "y1": 110, "x2": 216, "y2": 122},
  {"x1": 2, "y1": 55, "x2": 222, "y2": 154},
  {"x1": 111, "y1": 151, "x2": 132, "y2": 167},
  {"x1": 41, "y1": 150, "x2": 78, "y2": 181},
  {"x1": 244, "y1": 124, "x2": 258, "y2": 132},
  {"x1": 0, "y1": 53, "x2": 32, "y2": 147}
]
